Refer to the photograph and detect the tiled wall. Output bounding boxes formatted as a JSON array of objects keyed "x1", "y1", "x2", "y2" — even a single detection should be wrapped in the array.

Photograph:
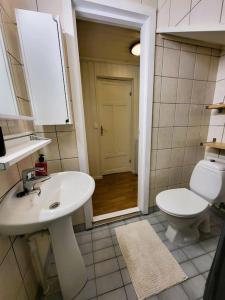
[
  {"x1": 0, "y1": 1, "x2": 39, "y2": 299},
  {"x1": 206, "y1": 51, "x2": 225, "y2": 160},
  {"x1": 150, "y1": 34, "x2": 220, "y2": 207},
  {"x1": 0, "y1": 1, "x2": 82, "y2": 299},
  {"x1": 157, "y1": 0, "x2": 225, "y2": 28}
]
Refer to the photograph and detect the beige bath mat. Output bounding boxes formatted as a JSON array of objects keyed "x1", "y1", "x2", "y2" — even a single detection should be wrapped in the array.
[{"x1": 115, "y1": 220, "x2": 187, "y2": 299}]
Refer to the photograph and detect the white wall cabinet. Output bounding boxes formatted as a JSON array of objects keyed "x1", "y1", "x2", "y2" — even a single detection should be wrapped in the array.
[{"x1": 16, "y1": 9, "x2": 71, "y2": 125}]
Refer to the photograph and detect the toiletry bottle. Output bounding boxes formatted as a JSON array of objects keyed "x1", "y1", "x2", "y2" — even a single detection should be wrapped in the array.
[
  {"x1": 0, "y1": 127, "x2": 6, "y2": 157},
  {"x1": 35, "y1": 154, "x2": 48, "y2": 176}
]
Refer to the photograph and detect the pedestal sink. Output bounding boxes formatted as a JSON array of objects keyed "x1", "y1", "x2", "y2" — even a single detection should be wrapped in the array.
[{"x1": 0, "y1": 171, "x2": 95, "y2": 300}]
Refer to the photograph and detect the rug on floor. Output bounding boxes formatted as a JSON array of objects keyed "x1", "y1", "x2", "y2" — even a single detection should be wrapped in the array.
[{"x1": 115, "y1": 220, "x2": 187, "y2": 300}]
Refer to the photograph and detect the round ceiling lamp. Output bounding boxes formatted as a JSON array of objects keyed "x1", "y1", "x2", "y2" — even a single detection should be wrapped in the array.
[{"x1": 130, "y1": 42, "x2": 140, "y2": 56}]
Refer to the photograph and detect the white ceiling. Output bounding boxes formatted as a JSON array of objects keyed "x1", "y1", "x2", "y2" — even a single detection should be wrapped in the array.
[{"x1": 77, "y1": 20, "x2": 140, "y2": 64}]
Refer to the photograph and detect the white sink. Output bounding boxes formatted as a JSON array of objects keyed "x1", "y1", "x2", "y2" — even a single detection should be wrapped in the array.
[{"x1": 0, "y1": 171, "x2": 95, "y2": 300}]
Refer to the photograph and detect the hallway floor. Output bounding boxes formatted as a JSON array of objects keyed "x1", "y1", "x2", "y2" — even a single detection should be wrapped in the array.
[
  {"x1": 43, "y1": 209, "x2": 224, "y2": 300},
  {"x1": 92, "y1": 172, "x2": 138, "y2": 216}
]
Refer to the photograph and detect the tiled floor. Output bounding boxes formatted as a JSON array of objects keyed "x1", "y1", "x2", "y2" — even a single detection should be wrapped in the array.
[{"x1": 43, "y1": 210, "x2": 224, "y2": 300}]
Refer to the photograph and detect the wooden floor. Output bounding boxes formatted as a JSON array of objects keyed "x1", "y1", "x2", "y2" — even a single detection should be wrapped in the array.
[{"x1": 92, "y1": 172, "x2": 138, "y2": 216}]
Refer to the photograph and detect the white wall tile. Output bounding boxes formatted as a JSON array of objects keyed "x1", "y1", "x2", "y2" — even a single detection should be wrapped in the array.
[
  {"x1": 174, "y1": 104, "x2": 190, "y2": 126},
  {"x1": 172, "y1": 127, "x2": 188, "y2": 147},
  {"x1": 157, "y1": 127, "x2": 173, "y2": 149},
  {"x1": 157, "y1": 0, "x2": 170, "y2": 27},
  {"x1": 155, "y1": 168, "x2": 169, "y2": 187},
  {"x1": 186, "y1": 126, "x2": 200, "y2": 146},
  {"x1": 162, "y1": 48, "x2": 180, "y2": 77},
  {"x1": 156, "y1": 149, "x2": 171, "y2": 169},
  {"x1": 177, "y1": 79, "x2": 193, "y2": 103},
  {"x1": 179, "y1": 51, "x2": 196, "y2": 79},
  {"x1": 208, "y1": 57, "x2": 219, "y2": 81},
  {"x1": 191, "y1": 80, "x2": 207, "y2": 104},
  {"x1": 159, "y1": 104, "x2": 176, "y2": 127},
  {"x1": 194, "y1": 54, "x2": 211, "y2": 81},
  {"x1": 188, "y1": 104, "x2": 203, "y2": 126},
  {"x1": 170, "y1": 148, "x2": 185, "y2": 167},
  {"x1": 155, "y1": 46, "x2": 163, "y2": 76},
  {"x1": 161, "y1": 77, "x2": 177, "y2": 103},
  {"x1": 153, "y1": 76, "x2": 161, "y2": 102}
]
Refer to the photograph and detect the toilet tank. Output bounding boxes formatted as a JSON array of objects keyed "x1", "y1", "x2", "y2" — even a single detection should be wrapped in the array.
[{"x1": 190, "y1": 160, "x2": 225, "y2": 204}]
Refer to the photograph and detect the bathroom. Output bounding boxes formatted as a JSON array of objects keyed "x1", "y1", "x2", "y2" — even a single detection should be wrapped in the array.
[{"x1": 0, "y1": 0, "x2": 225, "y2": 299}]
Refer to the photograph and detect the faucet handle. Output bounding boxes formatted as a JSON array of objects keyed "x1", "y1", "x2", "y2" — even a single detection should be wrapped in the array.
[{"x1": 22, "y1": 167, "x2": 44, "y2": 180}]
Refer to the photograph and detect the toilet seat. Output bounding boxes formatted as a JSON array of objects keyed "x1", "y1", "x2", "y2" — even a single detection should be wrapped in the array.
[{"x1": 156, "y1": 188, "x2": 209, "y2": 218}]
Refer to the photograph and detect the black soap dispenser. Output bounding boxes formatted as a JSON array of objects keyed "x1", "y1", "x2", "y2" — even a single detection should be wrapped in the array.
[{"x1": 0, "y1": 126, "x2": 6, "y2": 157}]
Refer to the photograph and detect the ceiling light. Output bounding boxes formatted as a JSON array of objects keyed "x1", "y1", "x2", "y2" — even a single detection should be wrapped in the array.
[{"x1": 130, "y1": 42, "x2": 140, "y2": 56}]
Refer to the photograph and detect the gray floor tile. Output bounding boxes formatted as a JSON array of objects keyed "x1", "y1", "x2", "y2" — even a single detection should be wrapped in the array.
[
  {"x1": 83, "y1": 253, "x2": 94, "y2": 266},
  {"x1": 95, "y1": 258, "x2": 119, "y2": 278},
  {"x1": 75, "y1": 280, "x2": 97, "y2": 300},
  {"x1": 209, "y1": 250, "x2": 215, "y2": 258},
  {"x1": 182, "y1": 275, "x2": 206, "y2": 300},
  {"x1": 152, "y1": 223, "x2": 165, "y2": 233},
  {"x1": 171, "y1": 249, "x2": 188, "y2": 263},
  {"x1": 44, "y1": 293, "x2": 62, "y2": 300},
  {"x1": 146, "y1": 216, "x2": 159, "y2": 225},
  {"x1": 125, "y1": 217, "x2": 141, "y2": 224},
  {"x1": 92, "y1": 229, "x2": 111, "y2": 241},
  {"x1": 200, "y1": 237, "x2": 219, "y2": 252},
  {"x1": 158, "y1": 285, "x2": 189, "y2": 300},
  {"x1": 76, "y1": 232, "x2": 92, "y2": 245},
  {"x1": 157, "y1": 231, "x2": 167, "y2": 242},
  {"x1": 182, "y1": 243, "x2": 206, "y2": 259},
  {"x1": 98, "y1": 287, "x2": 127, "y2": 300},
  {"x1": 157, "y1": 214, "x2": 167, "y2": 222},
  {"x1": 94, "y1": 247, "x2": 115, "y2": 263},
  {"x1": 93, "y1": 237, "x2": 113, "y2": 251},
  {"x1": 163, "y1": 240, "x2": 179, "y2": 251},
  {"x1": 192, "y1": 254, "x2": 213, "y2": 273},
  {"x1": 117, "y1": 255, "x2": 126, "y2": 269},
  {"x1": 80, "y1": 242, "x2": 93, "y2": 255},
  {"x1": 125, "y1": 284, "x2": 138, "y2": 300},
  {"x1": 109, "y1": 221, "x2": 126, "y2": 229},
  {"x1": 121, "y1": 268, "x2": 131, "y2": 285},
  {"x1": 112, "y1": 235, "x2": 118, "y2": 245},
  {"x1": 87, "y1": 265, "x2": 95, "y2": 280},
  {"x1": 114, "y1": 244, "x2": 122, "y2": 256},
  {"x1": 96, "y1": 271, "x2": 123, "y2": 295},
  {"x1": 202, "y1": 271, "x2": 209, "y2": 279},
  {"x1": 180, "y1": 261, "x2": 199, "y2": 278}
]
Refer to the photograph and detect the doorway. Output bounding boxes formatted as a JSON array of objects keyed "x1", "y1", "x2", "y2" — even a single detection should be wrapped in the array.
[
  {"x1": 77, "y1": 20, "x2": 140, "y2": 217},
  {"x1": 65, "y1": 0, "x2": 156, "y2": 227}
]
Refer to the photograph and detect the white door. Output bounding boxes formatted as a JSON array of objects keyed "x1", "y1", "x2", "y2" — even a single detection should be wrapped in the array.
[{"x1": 97, "y1": 78, "x2": 132, "y2": 175}]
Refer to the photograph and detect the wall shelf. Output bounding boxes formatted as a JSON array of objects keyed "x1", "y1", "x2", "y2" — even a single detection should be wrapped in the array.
[
  {"x1": 205, "y1": 103, "x2": 225, "y2": 110},
  {"x1": 0, "y1": 113, "x2": 34, "y2": 121},
  {"x1": 0, "y1": 133, "x2": 51, "y2": 170},
  {"x1": 202, "y1": 142, "x2": 225, "y2": 150}
]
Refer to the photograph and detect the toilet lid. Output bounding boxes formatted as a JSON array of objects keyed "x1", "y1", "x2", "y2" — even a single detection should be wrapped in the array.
[{"x1": 156, "y1": 188, "x2": 209, "y2": 218}]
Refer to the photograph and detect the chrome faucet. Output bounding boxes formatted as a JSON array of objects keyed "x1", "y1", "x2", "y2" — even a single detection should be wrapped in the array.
[{"x1": 17, "y1": 167, "x2": 50, "y2": 197}]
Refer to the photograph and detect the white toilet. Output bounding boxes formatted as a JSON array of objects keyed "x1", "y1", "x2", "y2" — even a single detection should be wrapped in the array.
[{"x1": 156, "y1": 159, "x2": 225, "y2": 245}]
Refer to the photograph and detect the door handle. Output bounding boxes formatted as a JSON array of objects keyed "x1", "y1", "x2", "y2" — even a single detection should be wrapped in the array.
[{"x1": 100, "y1": 125, "x2": 104, "y2": 136}]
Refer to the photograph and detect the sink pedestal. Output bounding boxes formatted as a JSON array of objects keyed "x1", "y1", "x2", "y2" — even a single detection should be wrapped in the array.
[{"x1": 49, "y1": 216, "x2": 87, "y2": 300}]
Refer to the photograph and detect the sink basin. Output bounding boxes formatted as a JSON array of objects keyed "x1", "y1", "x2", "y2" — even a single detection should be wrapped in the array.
[
  {"x1": 0, "y1": 171, "x2": 95, "y2": 300},
  {"x1": 0, "y1": 171, "x2": 95, "y2": 235}
]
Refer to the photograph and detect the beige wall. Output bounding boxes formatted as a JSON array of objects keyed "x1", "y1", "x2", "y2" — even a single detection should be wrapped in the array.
[
  {"x1": 150, "y1": 34, "x2": 220, "y2": 207},
  {"x1": 157, "y1": 0, "x2": 225, "y2": 28}
]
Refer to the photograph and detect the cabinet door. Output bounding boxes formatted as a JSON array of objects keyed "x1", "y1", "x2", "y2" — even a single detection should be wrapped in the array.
[{"x1": 16, "y1": 9, "x2": 71, "y2": 125}]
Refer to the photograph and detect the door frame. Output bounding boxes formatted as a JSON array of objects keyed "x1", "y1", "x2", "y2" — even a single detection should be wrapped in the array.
[
  {"x1": 96, "y1": 77, "x2": 133, "y2": 176},
  {"x1": 63, "y1": 0, "x2": 156, "y2": 228}
]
